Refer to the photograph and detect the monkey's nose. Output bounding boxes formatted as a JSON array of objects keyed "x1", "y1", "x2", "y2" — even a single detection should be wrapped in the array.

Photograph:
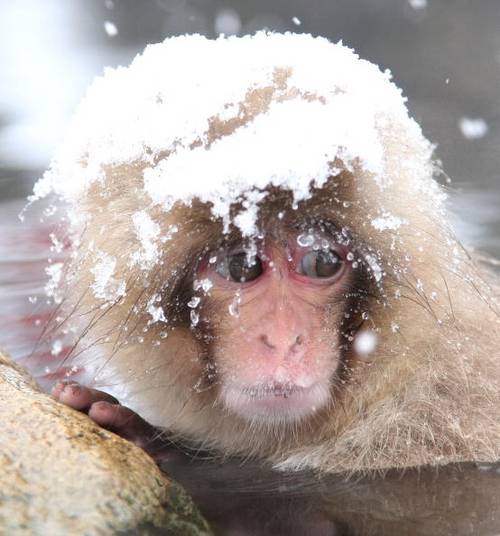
[{"x1": 259, "y1": 334, "x2": 304, "y2": 355}]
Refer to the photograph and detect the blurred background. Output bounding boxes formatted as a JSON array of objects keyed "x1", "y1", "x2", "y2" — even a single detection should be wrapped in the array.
[{"x1": 0, "y1": 0, "x2": 499, "y2": 256}]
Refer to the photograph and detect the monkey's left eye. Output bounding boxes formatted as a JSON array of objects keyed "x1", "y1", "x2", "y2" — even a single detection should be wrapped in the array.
[
  {"x1": 298, "y1": 250, "x2": 344, "y2": 279},
  {"x1": 216, "y1": 253, "x2": 263, "y2": 283}
]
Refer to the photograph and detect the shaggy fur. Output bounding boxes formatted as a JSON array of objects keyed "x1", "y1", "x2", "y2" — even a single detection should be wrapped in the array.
[{"x1": 48, "y1": 60, "x2": 500, "y2": 476}]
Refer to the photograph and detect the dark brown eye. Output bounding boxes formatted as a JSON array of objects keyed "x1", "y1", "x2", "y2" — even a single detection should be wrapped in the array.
[
  {"x1": 298, "y1": 250, "x2": 344, "y2": 279},
  {"x1": 216, "y1": 253, "x2": 263, "y2": 283}
]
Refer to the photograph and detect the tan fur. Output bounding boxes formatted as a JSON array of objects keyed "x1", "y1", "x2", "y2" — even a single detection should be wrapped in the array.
[{"x1": 55, "y1": 72, "x2": 500, "y2": 475}]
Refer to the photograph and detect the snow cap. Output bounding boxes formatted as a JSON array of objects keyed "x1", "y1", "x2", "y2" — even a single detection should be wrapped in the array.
[{"x1": 33, "y1": 32, "x2": 431, "y2": 236}]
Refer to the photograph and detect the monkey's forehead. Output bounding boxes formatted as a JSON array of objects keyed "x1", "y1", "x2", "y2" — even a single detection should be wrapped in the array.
[{"x1": 33, "y1": 32, "x2": 437, "y2": 235}]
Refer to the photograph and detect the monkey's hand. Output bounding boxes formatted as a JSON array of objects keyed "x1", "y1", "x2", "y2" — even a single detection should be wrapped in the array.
[{"x1": 52, "y1": 381, "x2": 176, "y2": 464}]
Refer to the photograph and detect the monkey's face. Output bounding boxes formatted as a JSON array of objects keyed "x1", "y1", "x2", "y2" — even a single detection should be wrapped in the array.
[{"x1": 196, "y1": 226, "x2": 354, "y2": 425}]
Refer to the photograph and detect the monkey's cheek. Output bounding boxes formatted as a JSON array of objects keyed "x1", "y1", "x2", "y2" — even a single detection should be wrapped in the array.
[{"x1": 220, "y1": 381, "x2": 331, "y2": 424}]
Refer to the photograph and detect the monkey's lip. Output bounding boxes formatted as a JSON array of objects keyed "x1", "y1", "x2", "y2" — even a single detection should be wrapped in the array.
[
  {"x1": 222, "y1": 381, "x2": 330, "y2": 422},
  {"x1": 241, "y1": 383, "x2": 304, "y2": 399}
]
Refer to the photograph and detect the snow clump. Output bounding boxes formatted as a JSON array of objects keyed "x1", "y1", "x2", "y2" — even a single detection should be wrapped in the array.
[{"x1": 31, "y1": 32, "x2": 439, "y2": 303}]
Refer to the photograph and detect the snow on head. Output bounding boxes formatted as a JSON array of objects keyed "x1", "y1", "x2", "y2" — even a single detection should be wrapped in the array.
[
  {"x1": 33, "y1": 33, "x2": 428, "y2": 231},
  {"x1": 32, "y1": 32, "x2": 439, "y2": 303}
]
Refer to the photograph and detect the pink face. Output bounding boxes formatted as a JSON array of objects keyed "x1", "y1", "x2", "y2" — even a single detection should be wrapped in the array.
[{"x1": 198, "y1": 229, "x2": 353, "y2": 425}]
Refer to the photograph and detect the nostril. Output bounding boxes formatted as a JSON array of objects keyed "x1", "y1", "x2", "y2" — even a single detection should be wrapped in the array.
[
  {"x1": 290, "y1": 335, "x2": 304, "y2": 353},
  {"x1": 260, "y1": 334, "x2": 276, "y2": 350}
]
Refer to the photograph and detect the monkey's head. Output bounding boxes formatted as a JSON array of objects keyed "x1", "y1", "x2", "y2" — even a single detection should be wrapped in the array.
[{"x1": 34, "y1": 33, "x2": 499, "y2": 465}]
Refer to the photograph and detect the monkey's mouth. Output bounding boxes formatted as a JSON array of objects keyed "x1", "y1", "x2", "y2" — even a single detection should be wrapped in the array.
[
  {"x1": 221, "y1": 381, "x2": 330, "y2": 423},
  {"x1": 242, "y1": 383, "x2": 302, "y2": 399}
]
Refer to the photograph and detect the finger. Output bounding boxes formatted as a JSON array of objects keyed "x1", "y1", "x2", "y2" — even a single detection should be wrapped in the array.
[
  {"x1": 88, "y1": 401, "x2": 177, "y2": 461},
  {"x1": 89, "y1": 401, "x2": 158, "y2": 446},
  {"x1": 52, "y1": 381, "x2": 119, "y2": 411}
]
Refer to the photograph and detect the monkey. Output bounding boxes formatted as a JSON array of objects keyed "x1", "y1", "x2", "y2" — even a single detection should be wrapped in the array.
[{"x1": 29, "y1": 32, "x2": 500, "y2": 475}]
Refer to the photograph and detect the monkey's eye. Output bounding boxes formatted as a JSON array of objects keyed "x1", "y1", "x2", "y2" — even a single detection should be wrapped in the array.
[
  {"x1": 298, "y1": 250, "x2": 344, "y2": 279},
  {"x1": 216, "y1": 253, "x2": 263, "y2": 283}
]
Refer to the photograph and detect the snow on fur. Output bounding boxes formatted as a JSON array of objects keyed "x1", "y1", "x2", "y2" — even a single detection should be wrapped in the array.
[
  {"x1": 33, "y1": 33, "x2": 435, "y2": 229},
  {"x1": 31, "y1": 32, "x2": 440, "y2": 304}
]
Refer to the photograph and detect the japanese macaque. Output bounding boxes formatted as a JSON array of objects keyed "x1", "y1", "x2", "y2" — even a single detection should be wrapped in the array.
[{"x1": 32, "y1": 32, "x2": 500, "y2": 474}]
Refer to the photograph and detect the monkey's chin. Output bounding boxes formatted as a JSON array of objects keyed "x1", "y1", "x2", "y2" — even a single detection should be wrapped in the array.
[{"x1": 221, "y1": 382, "x2": 330, "y2": 425}]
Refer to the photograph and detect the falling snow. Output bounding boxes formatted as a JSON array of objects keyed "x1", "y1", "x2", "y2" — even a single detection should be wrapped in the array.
[
  {"x1": 408, "y1": 0, "x2": 428, "y2": 10},
  {"x1": 459, "y1": 117, "x2": 488, "y2": 140},
  {"x1": 353, "y1": 330, "x2": 378, "y2": 355},
  {"x1": 103, "y1": 21, "x2": 118, "y2": 37}
]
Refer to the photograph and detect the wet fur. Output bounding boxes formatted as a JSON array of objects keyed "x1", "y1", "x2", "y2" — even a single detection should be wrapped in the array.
[{"x1": 46, "y1": 73, "x2": 500, "y2": 475}]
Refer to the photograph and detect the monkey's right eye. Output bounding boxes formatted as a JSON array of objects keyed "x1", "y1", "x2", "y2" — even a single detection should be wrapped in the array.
[{"x1": 216, "y1": 253, "x2": 263, "y2": 283}]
